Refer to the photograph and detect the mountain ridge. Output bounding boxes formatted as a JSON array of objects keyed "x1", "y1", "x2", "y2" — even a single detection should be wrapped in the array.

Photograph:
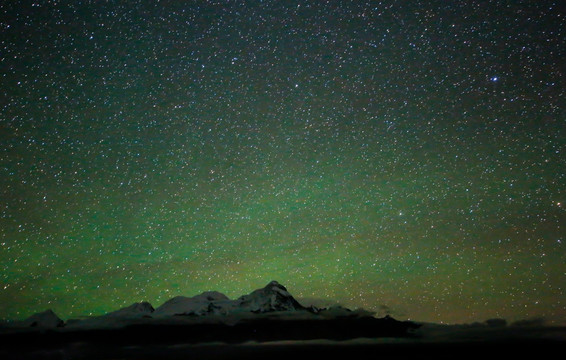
[{"x1": 10, "y1": 280, "x2": 375, "y2": 329}]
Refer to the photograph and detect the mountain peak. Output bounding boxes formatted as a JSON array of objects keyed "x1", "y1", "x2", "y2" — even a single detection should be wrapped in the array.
[
  {"x1": 261, "y1": 281, "x2": 292, "y2": 298},
  {"x1": 105, "y1": 302, "x2": 155, "y2": 318},
  {"x1": 23, "y1": 309, "x2": 64, "y2": 328},
  {"x1": 265, "y1": 280, "x2": 284, "y2": 288},
  {"x1": 191, "y1": 291, "x2": 230, "y2": 302},
  {"x1": 237, "y1": 281, "x2": 304, "y2": 313}
]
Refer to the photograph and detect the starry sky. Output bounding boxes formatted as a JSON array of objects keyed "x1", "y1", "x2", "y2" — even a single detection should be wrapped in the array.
[{"x1": 1, "y1": 1, "x2": 564, "y2": 325}]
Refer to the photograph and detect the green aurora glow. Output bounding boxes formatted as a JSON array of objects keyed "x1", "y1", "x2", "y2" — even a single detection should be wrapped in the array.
[{"x1": 1, "y1": 1, "x2": 564, "y2": 324}]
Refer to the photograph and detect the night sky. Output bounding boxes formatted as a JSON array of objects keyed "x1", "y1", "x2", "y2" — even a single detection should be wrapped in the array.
[{"x1": 1, "y1": 1, "x2": 564, "y2": 325}]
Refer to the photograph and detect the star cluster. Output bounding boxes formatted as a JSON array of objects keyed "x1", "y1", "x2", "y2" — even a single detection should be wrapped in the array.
[{"x1": 1, "y1": 1, "x2": 564, "y2": 324}]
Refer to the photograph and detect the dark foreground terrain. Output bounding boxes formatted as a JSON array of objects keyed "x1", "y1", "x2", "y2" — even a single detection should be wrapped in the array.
[
  {"x1": 1, "y1": 317, "x2": 564, "y2": 359},
  {"x1": 3, "y1": 339, "x2": 566, "y2": 360}
]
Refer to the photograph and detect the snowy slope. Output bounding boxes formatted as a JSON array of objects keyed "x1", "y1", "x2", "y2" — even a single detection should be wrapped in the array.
[{"x1": 153, "y1": 291, "x2": 233, "y2": 316}]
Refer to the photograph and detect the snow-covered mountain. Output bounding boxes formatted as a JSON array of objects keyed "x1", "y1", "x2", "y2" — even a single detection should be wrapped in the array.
[
  {"x1": 153, "y1": 291, "x2": 232, "y2": 316},
  {"x1": 153, "y1": 281, "x2": 305, "y2": 317},
  {"x1": 235, "y1": 280, "x2": 305, "y2": 313},
  {"x1": 105, "y1": 302, "x2": 155, "y2": 318},
  {"x1": 3, "y1": 281, "x2": 386, "y2": 336},
  {"x1": 22, "y1": 309, "x2": 64, "y2": 328}
]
